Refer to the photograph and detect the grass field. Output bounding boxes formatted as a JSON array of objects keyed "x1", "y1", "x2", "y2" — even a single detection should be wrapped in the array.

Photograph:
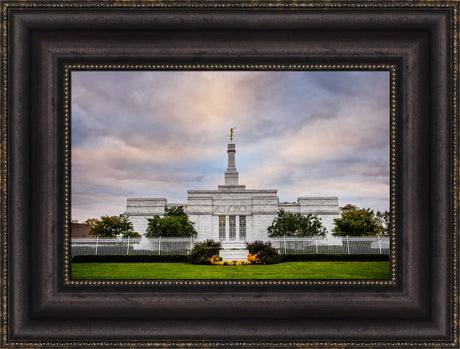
[{"x1": 71, "y1": 261, "x2": 390, "y2": 280}]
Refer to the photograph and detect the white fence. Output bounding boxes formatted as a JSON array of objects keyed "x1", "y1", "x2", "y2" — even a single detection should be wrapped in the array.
[
  {"x1": 267, "y1": 236, "x2": 390, "y2": 255},
  {"x1": 70, "y1": 237, "x2": 195, "y2": 259},
  {"x1": 71, "y1": 236, "x2": 390, "y2": 258}
]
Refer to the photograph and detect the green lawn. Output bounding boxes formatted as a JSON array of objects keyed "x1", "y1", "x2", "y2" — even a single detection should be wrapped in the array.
[{"x1": 71, "y1": 261, "x2": 390, "y2": 280}]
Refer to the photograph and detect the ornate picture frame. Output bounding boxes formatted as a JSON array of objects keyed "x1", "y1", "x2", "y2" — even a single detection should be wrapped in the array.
[
  {"x1": 67, "y1": 64, "x2": 395, "y2": 283},
  {"x1": 1, "y1": 1, "x2": 458, "y2": 347}
]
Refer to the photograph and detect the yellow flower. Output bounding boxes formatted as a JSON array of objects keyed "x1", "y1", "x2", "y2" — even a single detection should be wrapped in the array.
[{"x1": 209, "y1": 255, "x2": 223, "y2": 265}]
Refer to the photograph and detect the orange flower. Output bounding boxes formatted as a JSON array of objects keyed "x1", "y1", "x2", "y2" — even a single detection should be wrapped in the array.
[{"x1": 247, "y1": 253, "x2": 260, "y2": 264}]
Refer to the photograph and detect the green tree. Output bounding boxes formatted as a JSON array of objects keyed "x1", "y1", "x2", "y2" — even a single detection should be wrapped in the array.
[
  {"x1": 87, "y1": 214, "x2": 140, "y2": 238},
  {"x1": 332, "y1": 207, "x2": 382, "y2": 237},
  {"x1": 164, "y1": 206, "x2": 187, "y2": 217},
  {"x1": 84, "y1": 217, "x2": 99, "y2": 227},
  {"x1": 146, "y1": 206, "x2": 198, "y2": 238},
  {"x1": 340, "y1": 204, "x2": 358, "y2": 212},
  {"x1": 267, "y1": 209, "x2": 327, "y2": 238}
]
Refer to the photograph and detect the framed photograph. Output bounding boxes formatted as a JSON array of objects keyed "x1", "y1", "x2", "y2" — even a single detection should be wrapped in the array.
[{"x1": 1, "y1": 0, "x2": 458, "y2": 347}]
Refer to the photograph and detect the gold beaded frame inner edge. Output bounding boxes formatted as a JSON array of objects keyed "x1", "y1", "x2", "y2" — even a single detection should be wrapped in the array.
[{"x1": 63, "y1": 63, "x2": 397, "y2": 287}]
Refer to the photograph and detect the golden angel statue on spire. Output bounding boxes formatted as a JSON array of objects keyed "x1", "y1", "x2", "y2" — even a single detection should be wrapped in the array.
[{"x1": 230, "y1": 127, "x2": 236, "y2": 141}]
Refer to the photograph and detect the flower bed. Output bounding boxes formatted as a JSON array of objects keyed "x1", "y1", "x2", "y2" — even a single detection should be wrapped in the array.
[{"x1": 207, "y1": 254, "x2": 251, "y2": 266}]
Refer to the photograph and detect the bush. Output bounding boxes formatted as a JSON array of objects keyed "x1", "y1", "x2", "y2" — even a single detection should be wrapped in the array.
[
  {"x1": 187, "y1": 239, "x2": 222, "y2": 264},
  {"x1": 280, "y1": 254, "x2": 389, "y2": 262},
  {"x1": 245, "y1": 240, "x2": 267, "y2": 255},
  {"x1": 245, "y1": 240, "x2": 281, "y2": 264}
]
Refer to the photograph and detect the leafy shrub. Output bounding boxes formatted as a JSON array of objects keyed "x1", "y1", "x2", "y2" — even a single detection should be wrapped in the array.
[
  {"x1": 257, "y1": 247, "x2": 281, "y2": 264},
  {"x1": 187, "y1": 239, "x2": 222, "y2": 264},
  {"x1": 245, "y1": 240, "x2": 281, "y2": 264},
  {"x1": 245, "y1": 240, "x2": 266, "y2": 254},
  {"x1": 280, "y1": 253, "x2": 389, "y2": 262}
]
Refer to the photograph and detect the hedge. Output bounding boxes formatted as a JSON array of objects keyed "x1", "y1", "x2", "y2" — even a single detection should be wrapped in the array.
[
  {"x1": 71, "y1": 254, "x2": 188, "y2": 263},
  {"x1": 71, "y1": 253, "x2": 389, "y2": 263},
  {"x1": 280, "y1": 254, "x2": 389, "y2": 262}
]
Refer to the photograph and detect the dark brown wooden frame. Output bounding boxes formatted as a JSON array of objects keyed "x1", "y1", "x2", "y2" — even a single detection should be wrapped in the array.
[{"x1": 1, "y1": 1, "x2": 458, "y2": 347}]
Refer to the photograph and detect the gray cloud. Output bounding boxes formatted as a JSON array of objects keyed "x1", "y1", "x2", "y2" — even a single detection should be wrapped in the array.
[{"x1": 71, "y1": 71, "x2": 390, "y2": 221}]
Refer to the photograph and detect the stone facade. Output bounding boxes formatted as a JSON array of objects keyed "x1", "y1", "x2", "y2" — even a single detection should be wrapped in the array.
[{"x1": 126, "y1": 143, "x2": 340, "y2": 242}]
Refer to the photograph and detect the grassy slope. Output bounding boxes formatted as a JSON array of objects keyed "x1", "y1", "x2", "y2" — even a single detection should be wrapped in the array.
[{"x1": 71, "y1": 261, "x2": 390, "y2": 280}]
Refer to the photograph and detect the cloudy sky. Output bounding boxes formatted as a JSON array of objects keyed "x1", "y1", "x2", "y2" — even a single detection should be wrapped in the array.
[{"x1": 71, "y1": 70, "x2": 390, "y2": 222}]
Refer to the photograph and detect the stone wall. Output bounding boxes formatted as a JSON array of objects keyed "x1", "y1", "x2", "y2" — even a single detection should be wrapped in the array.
[
  {"x1": 125, "y1": 194, "x2": 340, "y2": 241},
  {"x1": 188, "y1": 214, "x2": 214, "y2": 240}
]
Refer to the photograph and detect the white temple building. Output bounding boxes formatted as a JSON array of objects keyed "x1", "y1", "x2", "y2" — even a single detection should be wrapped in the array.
[{"x1": 125, "y1": 141, "x2": 341, "y2": 242}]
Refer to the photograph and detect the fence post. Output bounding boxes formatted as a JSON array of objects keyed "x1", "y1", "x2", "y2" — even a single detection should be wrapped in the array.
[
  {"x1": 346, "y1": 236, "x2": 350, "y2": 254},
  {"x1": 378, "y1": 236, "x2": 382, "y2": 254},
  {"x1": 283, "y1": 235, "x2": 286, "y2": 254},
  {"x1": 158, "y1": 236, "x2": 161, "y2": 255},
  {"x1": 315, "y1": 238, "x2": 318, "y2": 254},
  {"x1": 95, "y1": 237, "x2": 99, "y2": 255},
  {"x1": 126, "y1": 237, "x2": 130, "y2": 255}
]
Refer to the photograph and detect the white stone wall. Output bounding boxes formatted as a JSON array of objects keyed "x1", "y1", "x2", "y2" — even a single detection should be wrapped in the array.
[
  {"x1": 250, "y1": 214, "x2": 276, "y2": 241},
  {"x1": 126, "y1": 198, "x2": 167, "y2": 215},
  {"x1": 318, "y1": 214, "x2": 339, "y2": 239},
  {"x1": 125, "y1": 193, "x2": 340, "y2": 242},
  {"x1": 128, "y1": 215, "x2": 150, "y2": 236},
  {"x1": 188, "y1": 214, "x2": 214, "y2": 240},
  {"x1": 298, "y1": 197, "x2": 339, "y2": 214},
  {"x1": 278, "y1": 203, "x2": 300, "y2": 213}
]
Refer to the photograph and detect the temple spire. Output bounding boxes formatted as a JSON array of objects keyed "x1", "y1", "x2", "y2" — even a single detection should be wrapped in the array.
[
  {"x1": 224, "y1": 128, "x2": 239, "y2": 185},
  {"x1": 225, "y1": 143, "x2": 239, "y2": 185},
  {"x1": 218, "y1": 129, "x2": 246, "y2": 190}
]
